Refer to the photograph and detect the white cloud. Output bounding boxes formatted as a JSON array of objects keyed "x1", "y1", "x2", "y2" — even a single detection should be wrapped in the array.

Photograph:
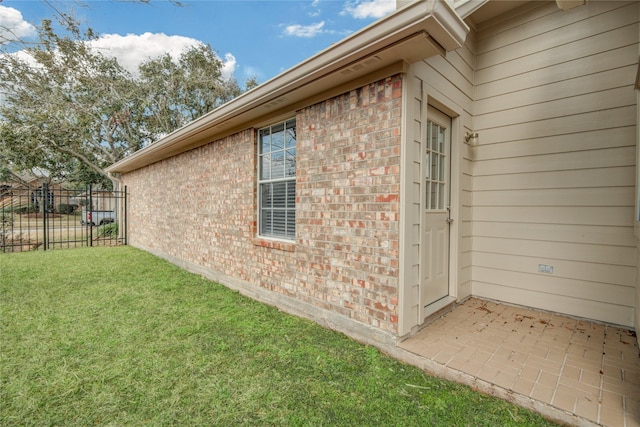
[
  {"x1": 342, "y1": 0, "x2": 396, "y2": 19},
  {"x1": 308, "y1": 0, "x2": 322, "y2": 17},
  {"x1": 220, "y1": 52, "x2": 237, "y2": 81},
  {"x1": 3, "y1": 31, "x2": 237, "y2": 81},
  {"x1": 283, "y1": 21, "x2": 325, "y2": 38},
  {"x1": 88, "y1": 32, "x2": 236, "y2": 79},
  {"x1": 0, "y1": 5, "x2": 36, "y2": 45},
  {"x1": 0, "y1": 6, "x2": 236, "y2": 78},
  {"x1": 89, "y1": 33, "x2": 198, "y2": 74},
  {"x1": 242, "y1": 65, "x2": 263, "y2": 80}
]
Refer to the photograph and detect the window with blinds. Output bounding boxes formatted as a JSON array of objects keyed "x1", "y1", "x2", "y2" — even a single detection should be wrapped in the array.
[{"x1": 258, "y1": 118, "x2": 296, "y2": 240}]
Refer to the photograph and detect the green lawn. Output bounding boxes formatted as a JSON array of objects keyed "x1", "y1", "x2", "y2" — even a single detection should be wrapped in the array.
[{"x1": 0, "y1": 247, "x2": 557, "y2": 426}]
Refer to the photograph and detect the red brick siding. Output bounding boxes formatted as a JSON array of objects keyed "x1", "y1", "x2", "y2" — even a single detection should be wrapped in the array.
[
  {"x1": 123, "y1": 74, "x2": 402, "y2": 334},
  {"x1": 296, "y1": 75, "x2": 402, "y2": 331},
  {"x1": 125, "y1": 129, "x2": 257, "y2": 282}
]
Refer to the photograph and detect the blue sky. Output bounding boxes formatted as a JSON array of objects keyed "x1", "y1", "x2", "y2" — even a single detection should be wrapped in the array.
[{"x1": 1, "y1": 0, "x2": 396, "y2": 85}]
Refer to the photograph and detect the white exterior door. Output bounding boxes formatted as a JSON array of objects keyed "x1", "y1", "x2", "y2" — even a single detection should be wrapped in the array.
[{"x1": 421, "y1": 108, "x2": 451, "y2": 308}]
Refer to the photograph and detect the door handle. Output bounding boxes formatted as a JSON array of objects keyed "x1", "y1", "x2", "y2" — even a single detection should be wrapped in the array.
[
  {"x1": 446, "y1": 218, "x2": 454, "y2": 224},
  {"x1": 446, "y1": 206, "x2": 453, "y2": 224}
]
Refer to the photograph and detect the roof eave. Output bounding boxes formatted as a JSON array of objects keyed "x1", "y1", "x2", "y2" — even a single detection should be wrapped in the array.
[
  {"x1": 454, "y1": 0, "x2": 491, "y2": 19},
  {"x1": 107, "y1": 0, "x2": 468, "y2": 174}
]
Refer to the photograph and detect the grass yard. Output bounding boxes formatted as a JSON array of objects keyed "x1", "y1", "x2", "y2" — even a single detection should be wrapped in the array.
[{"x1": 0, "y1": 247, "x2": 557, "y2": 426}]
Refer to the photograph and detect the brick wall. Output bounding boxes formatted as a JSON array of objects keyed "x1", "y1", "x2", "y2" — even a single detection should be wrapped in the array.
[{"x1": 123, "y1": 74, "x2": 403, "y2": 334}]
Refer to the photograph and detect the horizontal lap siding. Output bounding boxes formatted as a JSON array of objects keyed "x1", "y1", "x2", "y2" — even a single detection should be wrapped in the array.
[
  {"x1": 472, "y1": 1, "x2": 639, "y2": 326},
  {"x1": 420, "y1": 32, "x2": 476, "y2": 303},
  {"x1": 400, "y1": 76, "x2": 425, "y2": 333},
  {"x1": 398, "y1": 32, "x2": 476, "y2": 335}
]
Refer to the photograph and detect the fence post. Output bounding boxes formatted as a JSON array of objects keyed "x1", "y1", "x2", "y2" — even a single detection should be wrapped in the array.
[
  {"x1": 42, "y1": 183, "x2": 48, "y2": 251},
  {"x1": 124, "y1": 186, "x2": 127, "y2": 246},
  {"x1": 89, "y1": 184, "x2": 93, "y2": 247}
]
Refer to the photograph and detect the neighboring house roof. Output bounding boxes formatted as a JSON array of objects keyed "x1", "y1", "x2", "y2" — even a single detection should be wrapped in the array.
[
  {"x1": 5, "y1": 171, "x2": 32, "y2": 185},
  {"x1": 107, "y1": 0, "x2": 469, "y2": 175},
  {"x1": 0, "y1": 171, "x2": 50, "y2": 186}
]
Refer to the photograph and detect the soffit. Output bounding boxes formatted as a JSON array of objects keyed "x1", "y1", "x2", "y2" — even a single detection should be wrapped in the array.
[
  {"x1": 464, "y1": 0, "x2": 530, "y2": 27},
  {"x1": 107, "y1": 0, "x2": 469, "y2": 174}
]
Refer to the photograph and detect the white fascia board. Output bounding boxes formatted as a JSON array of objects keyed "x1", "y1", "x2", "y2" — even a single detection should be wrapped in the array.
[{"x1": 107, "y1": 0, "x2": 468, "y2": 174}]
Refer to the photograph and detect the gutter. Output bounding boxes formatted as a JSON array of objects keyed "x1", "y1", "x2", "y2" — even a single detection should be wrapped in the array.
[{"x1": 107, "y1": 0, "x2": 469, "y2": 174}]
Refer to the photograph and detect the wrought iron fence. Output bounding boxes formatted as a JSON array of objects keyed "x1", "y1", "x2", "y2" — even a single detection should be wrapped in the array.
[{"x1": 0, "y1": 184, "x2": 127, "y2": 253}]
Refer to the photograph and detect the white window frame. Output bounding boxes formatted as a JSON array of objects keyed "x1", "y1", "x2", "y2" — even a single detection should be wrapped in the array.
[{"x1": 257, "y1": 118, "x2": 296, "y2": 241}]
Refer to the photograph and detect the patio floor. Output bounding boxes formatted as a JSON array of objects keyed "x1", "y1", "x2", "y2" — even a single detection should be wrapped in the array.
[{"x1": 397, "y1": 298, "x2": 640, "y2": 427}]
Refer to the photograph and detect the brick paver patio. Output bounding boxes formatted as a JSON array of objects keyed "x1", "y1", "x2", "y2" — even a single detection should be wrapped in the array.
[{"x1": 398, "y1": 298, "x2": 640, "y2": 426}]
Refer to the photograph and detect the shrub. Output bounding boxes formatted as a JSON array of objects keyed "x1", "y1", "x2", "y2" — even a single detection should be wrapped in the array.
[
  {"x1": 96, "y1": 222, "x2": 118, "y2": 238},
  {"x1": 1, "y1": 211, "x2": 14, "y2": 251},
  {"x1": 1, "y1": 211, "x2": 10, "y2": 242},
  {"x1": 57, "y1": 204, "x2": 77, "y2": 214},
  {"x1": 14, "y1": 205, "x2": 37, "y2": 214}
]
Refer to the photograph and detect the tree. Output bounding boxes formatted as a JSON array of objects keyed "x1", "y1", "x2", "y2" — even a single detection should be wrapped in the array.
[
  {"x1": 244, "y1": 76, "x2": 260, "y2": 92},
  {"x1": 140, "y1": 44, "x2": 242, "y2": 135},
  {"x1": 0, "y1": 14, "x2": 247, "y2": 189},
  {"x1": 0, "y1": 17, "x2": 147, "y2": 189}
]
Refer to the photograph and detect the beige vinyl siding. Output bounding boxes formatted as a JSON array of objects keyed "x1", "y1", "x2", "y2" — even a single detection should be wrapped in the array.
[
  {"x1": 471, "y1": 1, "x2": 639, "y2": 327},
  {"x1": 446, "y1": 31, "x2": 475, "y2": 297},
  {"x1": 399, "y1": 30, "x2": 475, "y2": 335},
  {"x1": 636, "y1": 84, "x2": 640, "y2": 338},
  {"x1": 431, "y1": 26, "x2": 476, "y2": 287},
  {"x1": 399, "y1": 74, "x2": 426, "y2": 334}
]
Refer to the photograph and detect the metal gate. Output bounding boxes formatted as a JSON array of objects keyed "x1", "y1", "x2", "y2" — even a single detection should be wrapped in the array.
[{"x1": 0, "y1": 184, "x2": 127, "y2": 252}]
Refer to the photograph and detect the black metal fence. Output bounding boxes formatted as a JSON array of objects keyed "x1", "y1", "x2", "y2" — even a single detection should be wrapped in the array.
[{"x1": 0, "y1": 183, "x2": 127, "y2": 253}]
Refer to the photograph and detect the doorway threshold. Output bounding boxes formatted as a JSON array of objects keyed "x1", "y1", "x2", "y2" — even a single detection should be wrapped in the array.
[{"x1": 424, "y1": 296, "x2": 457, "y2": 322}]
